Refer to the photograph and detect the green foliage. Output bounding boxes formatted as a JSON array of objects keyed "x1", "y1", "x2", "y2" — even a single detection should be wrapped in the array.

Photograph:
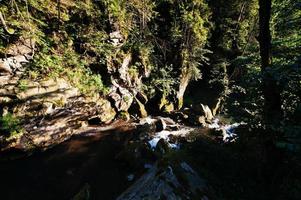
[
  {"x1": 0, "y1": 113, "x2": 23, "y2": 137},
  {"x1": 141, "y1": 0, "x2": 211, "y2": 100},
  {"x1": 148, "y1": 65, "x2": 179, "y2": 97},
  {"x1": 271, "y1": 0, "x2": 301, "y2": 125},
  {"x1": 168, "y1": 0, "x2": 211, "y2": 73},
  {"x1": 221, "y1": 0, "x2": 301, "y2": 153},
  {"x1": 67, "y1": 67, "x2": 108, "y2": 95},
  {"x1": 0, "y1": 0, "x2": 109, "y2": 97},
  {"x1": 0, "y1": 0, "x2": 299, "y2": 133},
  {"x1": 17, "y1": 79, "x2": 29, "y2": 91},
  {"x1": 30, "y1": 46, "x2": 108, "y2": 96}
]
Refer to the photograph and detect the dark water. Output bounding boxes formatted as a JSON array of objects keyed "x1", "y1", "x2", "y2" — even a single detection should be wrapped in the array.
[{"x1": 0, "y1": 123, "x2": 136, "y2": 200}]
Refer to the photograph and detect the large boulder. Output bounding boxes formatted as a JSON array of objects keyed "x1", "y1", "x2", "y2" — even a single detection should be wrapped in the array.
[
  {"x1": 109, "y1": 82, "x2": 134, "y2": 112},
  {"x1": 0, "y1": 55, "x2": 31, "y2": 74},
  {"x1": 128, "y1": 97, "x2": 148, "y2": 118},
  {"x1": 0, "y1": 36, "x2": 34, "y2": 74}
]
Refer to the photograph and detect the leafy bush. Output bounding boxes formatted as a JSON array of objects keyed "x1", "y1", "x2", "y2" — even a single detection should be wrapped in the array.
[
  {"x1": 29, "y1": 45, "x2": 108, "y2": 96},
  {"x1": 0, "y1": 113, "x2": 23, "y2": 137}
]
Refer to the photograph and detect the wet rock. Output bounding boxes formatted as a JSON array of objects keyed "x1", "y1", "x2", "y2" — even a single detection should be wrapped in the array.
[
  {"x1": 109, "y1": 83, "x2": 134, "y2": 112},
  {"x1": 188, "y1": 113, "x2": 200, "y2": 126},
  {"x1": 128, "y1": 98, "x2": 148, "y2": 118},
  {"x1": 162, "y1": 117, "x2": 177, "y2": 126},
  {"x1": 117, "y1": 165, "x2": 179, "y2": 200},
  {"x1": 143, "y1": 117, "x2": 194, "y2": 150},
  {"x1": 182, "y1": 104, "x2": 214, "y2": 125},
  {"x1": 168, "y1": 134, "x2": 180, "y2": 145},
  {"x1": 209, "y1": 128, "x2": 224, "y2": 137},
  {"x1": 198, "y1": 116, "x2": 207, "y2": 127},
  {"x1": 135, "y1": 123, "x2": 156, "y2": 140},
  {"x1": 153, "y1": 117, "x2": 178, "y2": 131},
  {"x1": 171, "y1": 111, "x2": 189, "y2": 124},
  {"x1": 179, "y1": 162, "x2": 207, "y2": 193},
  {"x1": 208, "y1": 120, "x2": 242, "y2": 143},
  {"x1": 116, "y1": 141, "x2": 155, "y2": 170},
  {"x1": 155, "y1": 118, "x2": 167, "y2": 132},
  {"x1": 155, "y1": 138, "x2": 170, "y2": 155}
]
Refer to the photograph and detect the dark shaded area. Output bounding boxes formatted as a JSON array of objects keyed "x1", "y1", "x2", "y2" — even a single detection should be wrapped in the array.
[
  {"x1": 0, "y1": 124, "x2": 137, "y2": 200},
  {"x1": 169, "y1": 127, "x2": 301, "y2": 200}
]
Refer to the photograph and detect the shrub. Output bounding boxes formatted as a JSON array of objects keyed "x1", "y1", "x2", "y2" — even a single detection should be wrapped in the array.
[{"x1": 0, "y1": 113, "x2": 23, "y2": 137}]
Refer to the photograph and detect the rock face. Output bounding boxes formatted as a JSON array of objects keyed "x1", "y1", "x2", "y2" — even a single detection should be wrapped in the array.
[
  {"x1": 128, "y1": 97, "x2": 148, "y2": 118},
  {"x1": 0, "y1": 71, "x2": 116, "y2": 151},
  {"x1": 178, "y1": 104, "x2": 215, "y2": 126},
  {"x1": 117, "y1": 162, "x2": 211, "y2": 200},
  {"x1": 0, "y1": 55, "x2": 29, "y2": 74},
  {"x1": 0, "y1": 37, "x2": 34, "y2": 74},
  {"x1": 107, "y1": 52, "x2": 149, "y2": 117},
  {"x1": 19, "y1": 97, "x2": 115, "y2": 149},
  {"x1": 5, "y1": 37, "x2": 35, "y2": 56},
  {"x1": 109, "y1": 81, "x2": 134, "y2": 112},
  {"x1": 0, "y1": 35, "x2": 120, "y2": 151},
  {"x1": 0, "y1": 32, "x2": 151, "y2": 151}
]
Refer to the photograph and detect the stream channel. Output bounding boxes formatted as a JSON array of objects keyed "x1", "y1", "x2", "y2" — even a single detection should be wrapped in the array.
[{"x1": 0, "y1": 117, "x2": 241, "y2": 200}]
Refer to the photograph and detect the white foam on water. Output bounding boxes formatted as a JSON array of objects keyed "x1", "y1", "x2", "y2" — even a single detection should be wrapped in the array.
[
  {"x1": 138, "y1": 116, "x2": 157, "y2": 125},
  {"x1": 208, "y1": 118, "x2": 220, "y2": 129},
  {"x1": 148, "y1": 127, "x2": 194, "y2": 149},
  {"x1": 208, "y1": 118, "x2": 246, "y2": 143},
  {"x1": 148, "y1": 138, "x2": 161, "y2": 148}
]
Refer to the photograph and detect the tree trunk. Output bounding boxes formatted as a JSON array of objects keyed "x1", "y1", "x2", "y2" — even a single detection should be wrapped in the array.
[
  {"x1": 57, "y1": 0, "x2": 61, "y2": 30},
  {"x1": 259, "y1": 0, "x2": 282, "y2": 125}
]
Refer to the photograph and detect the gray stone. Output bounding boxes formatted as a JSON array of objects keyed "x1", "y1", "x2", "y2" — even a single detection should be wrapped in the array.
[{"x1": 117, "y1": 162, "x2": 210, "y2": 200}]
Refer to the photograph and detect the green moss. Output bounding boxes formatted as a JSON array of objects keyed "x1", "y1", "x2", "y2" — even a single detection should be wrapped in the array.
[{"x1": 0, "y1": 113, "x2": 23, "y2": 137}]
